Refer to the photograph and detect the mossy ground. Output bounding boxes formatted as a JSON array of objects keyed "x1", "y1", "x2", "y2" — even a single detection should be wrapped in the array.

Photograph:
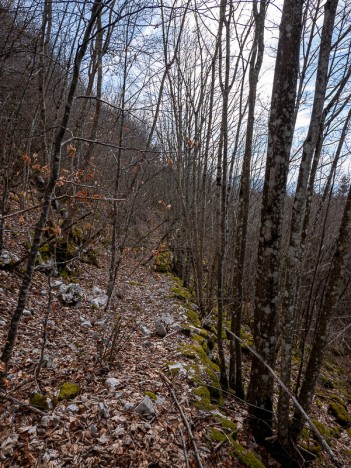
[
  {"x1": 170, "y1": 286, "x2": 192, "y2": 302},
  {"x1": 328, "y1": 401, "x2": 351, "y2": 427},
  {"x1": 231, "y1": 441, "x2": 265, "y2": 468}
]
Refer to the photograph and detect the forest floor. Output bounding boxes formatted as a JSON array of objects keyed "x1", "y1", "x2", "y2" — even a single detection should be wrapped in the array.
[
  {"x1": 0, "y1": 243, "x2": 265, "y2": 467},
  {"x1": 0, "y1": 217, "x2": 350, "y2": 467}
]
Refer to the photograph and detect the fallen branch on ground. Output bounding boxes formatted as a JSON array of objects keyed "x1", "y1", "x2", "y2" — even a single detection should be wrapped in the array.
[
  {"x1": 225, "y1": 328, "x2": 344, "y2": 468},
  {"x1": 160, "y1": 371, "x2": 204, "y2": 468},
  {"x1": 0, "y1": 390, "x2": 46, "y2": 416}
]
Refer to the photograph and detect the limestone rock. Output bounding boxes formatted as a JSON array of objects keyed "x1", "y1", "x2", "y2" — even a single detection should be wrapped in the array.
[
  {"x1": 159, "y1": 313, "x2": 174, "y2": 325},
  {"x1": 0, "y1": 250, "x2": 19, "y2": 265},
  {"x1": 60, "y1": 284, "x2": 83, "y2": 306},
  {"x1": 155, "y1": 319, "x2": 167, "y2": 338},
  {"x1": 105, "y1": 377, "x2": 122, "y2": 391},
  {"x1": 123, "y1": 402, "x2": 135, "y2": 412},
  {"x1": 135, "y1": 396, "x2": 155, "y2": 417},
  {"x1": 98, "y1": 402, "x2": 110, "y2": 418},
  {"x1": 139, "y1": 324, "x2": 151, "y2": 336},
  {"x1": 81, "y1": 321, "x2": 92, "y2": 328},
  {"x1": 66, "y1": 404, "x2": 79, "y2": 413}
]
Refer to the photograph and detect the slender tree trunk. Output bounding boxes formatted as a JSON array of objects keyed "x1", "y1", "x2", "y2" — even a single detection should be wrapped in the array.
[
  {"x1": 291, "y1": 179, "x2": 351, "y2": 441},
  {"x1": 247, "y1": 0, "x2": 303, "y2": 440},
  {"x1": 230, "y1": 0, "x2": 266, "y2": 398},
  {"x1": 278, "y1": 0, "x2": 338, "y2": 447}
]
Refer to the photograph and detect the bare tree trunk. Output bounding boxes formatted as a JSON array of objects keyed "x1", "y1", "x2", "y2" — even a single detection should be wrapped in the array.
[
  {"x1": 278, "y1": 0, "x2": 338, "y2": 447},
  {"x1": 291, "y1": 179, "x2": 351, "y2": 441},
  {"x1": 230, "y1": 0, "x2": 266, "y2": 398},
  {"x1": 0, "y1": 0, "x2": 104, "y2": 371},
  {"x1": 247, "y1": 0, "x2": 303, "y2": 440}
]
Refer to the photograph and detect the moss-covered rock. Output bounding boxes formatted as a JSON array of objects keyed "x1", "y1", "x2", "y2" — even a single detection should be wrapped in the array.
[
  {"x1": 171, "y1": 286, "x2": 192, "y2": 302},
  {"x1": 217, "y1": 417, "x2": 238, "y2": 438},
  {"x1": 193, "y1": 333, "x2": 208, "y2": 353},
  {"x1": 328, "y1": 401, "x2": 351, "y2": 427},
  {"x1": 231, "y1": 441, "x2": 265, "y2": 468},
  {"x1": 320, "y1": 374, "x2": 334, "y2": 389},
  {"x1": 310, "y1": 419, "x2": 341, "y2": 445},
  {"x1": 209, "y1": 428, "x2": 226, "y2": 443},
  {"x1": 30, "y1": 392, "x2": 49, "y2": 410},
  {"x1": 145, "y1": 391, "x2": 157, "y2": 401},
  {"x1": 154, "y1": 248, "x2": 172, "y2": 273},
  {"x1": 82, "y1": 248, "x2": 100, "y2": 268},
  {"x1": 193, "y1": 386, "x2": 214, "y2": 411},
  {"x1": 186, "y1": 309, "x2": 201, "y2": 327},
  {"x1": 58, "y1": 382, "x2": 80, "y2": 401}
]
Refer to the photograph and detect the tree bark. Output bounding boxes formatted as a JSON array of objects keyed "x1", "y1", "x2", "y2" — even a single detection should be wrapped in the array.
[
  {"x1": 278, "y1": 0, "x2": 338, "y2": 447},
  {"x1": 291, "y1": 179, "x2": 351, "y2": 441},
  {"x1": 247, "y1": 0, "x2": 303, "y2": 440},
  {"x1": 230, "y1": 0, "x2": 266, "y2": 398}
]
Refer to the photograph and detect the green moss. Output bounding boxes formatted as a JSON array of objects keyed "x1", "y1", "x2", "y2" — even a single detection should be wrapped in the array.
[
  {"x1": 231, "y1": 441, "x2": 265, "y2": 468},
  {"x1": 240, "y1": 327, "x2": 254, "y2": 352},
  {"x1": 180, "y1": 344, "x2": 219, "y2": 373},
  {"x1": 58, "y1": 382, "x2": 80, "y2": 401},
  {"x1": 30, "y1": 393, "x2": 49, "y2": 410},
  {"x1": 328, "y1": 402, "x2": 351, "y2": 427},
  {"x1": 167, "y1": 362, "x2": 182, "y2": 376},
  {"x1": 168, "y1": 273, "x2": 183, "y2": 287},
  {"x1": 208, "y1": 384, "x2": 222, "y2": 401},
  {"x1": 320, "y1": 374, "x2": 334, "y2": 389},
  {"x1": 310, "y1": 419, "x2": 341, "y2": 445},
  {"x1": 193, "y1": 386, "x2": 214, "y2": 411},
  {"x1": 154, "y1": 249, "x2": 172, "y2": 273},
  {"x1": 315, "y1": 398, "x2": 323, "y2": 409},
  {"x1": 300, "y1": 426, "x2": 309, "y2": 441},
  {"x1": 186, "y1": 310, "x2": 201, "y2": 327},
  {"x1": 60, "y1": 269, "x2": 78, "y2": 281},
  {"x1": 331, "y1": 394, "x2": 344, "y2": 405},
  {"x1": 129, "y1": 281, "x2": 140, "y2": 286},
  {"x1": 71, "y1": 226, "x2": 84, "y2": 244},
  {"x1": 217, "y1": 417, "x2": 238, "y2": 437},
  {"x1": 193, "y1": 334, "x2": 208, "y2": 352},
  {"x1": 171, "y1": 286, "x2": 191, "y2": 302},
  {"x1": 145, "y1": 391, "x2": 157, "y2": 401},
  {"x1": 210, "y1": 428, "x2": 226, "y2": 443}
]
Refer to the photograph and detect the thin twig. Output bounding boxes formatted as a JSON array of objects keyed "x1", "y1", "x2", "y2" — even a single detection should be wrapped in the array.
[
  {"x1": 160, "y1": 371, "x2": 204, "y2": 468},
  {"x1": 179, "y1": 426, "x2": 190, "y2": 468},
  {"x1": 225, "y1": 328, "x2": 344, "y2": 468},
  {"x1": 36, "y1": 273, "x2": 54, "y2": 381}
]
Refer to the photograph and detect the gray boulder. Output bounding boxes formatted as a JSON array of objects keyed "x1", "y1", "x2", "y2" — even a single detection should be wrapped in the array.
[
  {"x1": 139, "y1": 324, "x2": 151, "y2": 336},
  {"x1": 135, "y1": 396, "x2": 155, "y2": 417},
  {"x1": 0, "y1": 250, "x2": 19, "y2": 265},
  {"x1": 155, "y1": 320, "x2": 167, "y2": 338},
  {"x1": 98, "y1": 402, "x2": 110, "y2": 418},
  {"x1": 60, "y1": 283, "x2": 83, "y2": 306}
]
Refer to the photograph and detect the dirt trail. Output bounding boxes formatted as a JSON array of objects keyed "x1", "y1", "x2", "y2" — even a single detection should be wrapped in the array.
[{"x1": 1, "y1": 255, "x2": 239, "y2": 467}]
